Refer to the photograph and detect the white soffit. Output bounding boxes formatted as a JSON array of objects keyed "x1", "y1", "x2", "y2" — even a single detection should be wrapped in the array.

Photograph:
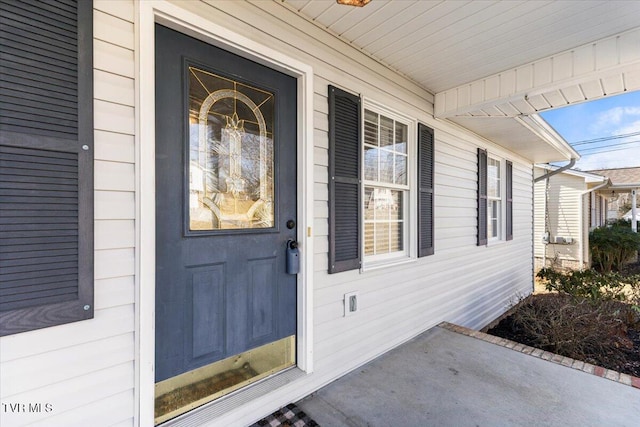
[
  {"x1": 283, "y1": 0, "x2": 640, "y2": 94},
  {"x1": 283, "y1": 1, "x2": 640, "y2": 163},
  {"x1": 435, "y1": 28, "x2": 640, "y2": 118},
  {"x1": 451, "y1": 115, "x2": 576, "y2": 164}
]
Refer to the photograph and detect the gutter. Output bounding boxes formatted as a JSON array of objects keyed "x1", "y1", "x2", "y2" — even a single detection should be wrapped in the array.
[
  {"x1": 516, "y1": 114, "x2": 580, "y2": 161},
  {"x1": 580, "y1": 181, "x2": 610, "y2": 195},
  {"x1": 534, "y1": 158, "x2": 577, "y2": 183}
]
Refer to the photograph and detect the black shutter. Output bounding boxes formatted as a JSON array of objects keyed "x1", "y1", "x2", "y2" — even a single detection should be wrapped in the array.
[
  {"x1": 0, "y1": 0, "x2": 93, "y2": 336},
  {"x1": 417, "y1": 123, "x2": 434, "y2": 257},
  {"x1": 505, "y1": 160, "x2": 513, "y2": 241},
  {"x1": 477, "y1": 148, "x2": 487, "y2": 246},
  {"x1": 328, "y1": 86, "x2": 361, "y2": 273}
]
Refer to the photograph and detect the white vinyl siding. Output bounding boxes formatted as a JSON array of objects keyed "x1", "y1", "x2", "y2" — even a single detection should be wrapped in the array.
[
  {"x1": 0, "y1": 1, "x2": 136, "y2": 426},
  {"x1": 2, "y1": 1, "x2": 537, "y2": 427},
  {"x1": 533, "y1": 168, "x2": 585, "y2": 270}
]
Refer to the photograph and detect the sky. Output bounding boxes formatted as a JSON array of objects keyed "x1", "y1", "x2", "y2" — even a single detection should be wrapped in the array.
[{"x1": 539, "y1": 90, "x2": 640, "y2": 171}]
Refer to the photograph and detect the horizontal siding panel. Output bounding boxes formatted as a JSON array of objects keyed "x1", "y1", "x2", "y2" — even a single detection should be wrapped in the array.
[
  {"x1": 94, "y1": 70, "x2": 134, "y2": 106},
  {"x1": 1, "y1": 333, "x2": 133, "y2": 396},
  {"x1": 94, "y1": 160, "x2": 134, "y2": 191},
  {"x1": 314, "y1": 200, "x2": 328, "y2": 219},
  {"x1": 94, "y1": 276, "x2": 135, "y2": 310},
  {"x1": 94, "y1": 100, "x2": 135, "y2": 135},
  {"x1": 436, "y1": 194, "x2": 476, "y2": 208},
  {"x1": 313, "y1": 217, "x2": 329, "y2": 238},
  {"x1": 95, "y1": 191, "x2": 134, "y2": 220},
  {"x1": 95, "y1": 219, "x2": 134, "y2": 250},
  {"x1": 313, "y1": 253, "x2": 328, "y2": 273},
  {"x1": 94, "y1": 248, "x2": 135, "y2": 280},
  {"x1": 30, "y1": 390, "x2": 134, "y2": 427},
  {"x1": 313, "y1": 92, "x2": 329, "y2": 115},
  {"x1": 93, "y1": 10, "x2": 134, "y2": 50},
  {"x1": 93, "y1": 39, "x2": 134, "y2": 78},
  {"x1": 314, "y1": 238, "x2": 329, "y2": 255},
  {"x1": 314, "y1": 129, "x2": 328, "y2": 150},
  {"x1": 313, "y1": 165, "x2": 328, "y2": 184},
  {"x1": 313, "y1": 110, "x2": 328, "y2": 132},
  {"x1": 94, "y1": 130, "x2": 134, "y2": 163},
  {"x1": 0, "y1": 362, "x2": 133, "y2": 426},
  {"x1": 313, "y1": 146, "x2": 328, "y2": 167},
  {"x1": 314, "y1": 182, "x2": 328, "y2": 202},
  {"x1": 93, "y1": 0, "x2": 134, "y2": 22},
  {"x1": 1, "y1": 305, "x2": 134, "y2": 363}
]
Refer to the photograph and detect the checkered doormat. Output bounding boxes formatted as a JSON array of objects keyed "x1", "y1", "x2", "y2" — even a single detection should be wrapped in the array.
[{"x1": 250, "y1": 403, "x2": 320, "y2": 427}]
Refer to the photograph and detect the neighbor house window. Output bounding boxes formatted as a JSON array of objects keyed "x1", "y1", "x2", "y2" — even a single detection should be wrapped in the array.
[{"x1": 327, "y1": 86, "x2": 434, "y2": 274}]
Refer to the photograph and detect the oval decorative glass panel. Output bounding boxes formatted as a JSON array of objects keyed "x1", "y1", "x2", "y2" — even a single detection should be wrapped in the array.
[{"x1": 188, "y1": 66, "x2": 275, "y2": 230}]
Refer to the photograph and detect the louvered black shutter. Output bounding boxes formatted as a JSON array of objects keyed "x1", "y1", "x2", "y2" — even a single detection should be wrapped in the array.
[
  {"x1": 0, "y1": 0, "x2": 94, "y2": 336},
  {"x1": 505, "y1": 160, "x2": 513, "y2": 241},
  {"x1": 328, "y1": 86, "x2": 361, "y2": 273},
  {"x1": 417, "y1": 123, "x2": 434, "y2": 257},
  {"x1": 477, "y1": 148, "x2": 487, "y2": 246}
]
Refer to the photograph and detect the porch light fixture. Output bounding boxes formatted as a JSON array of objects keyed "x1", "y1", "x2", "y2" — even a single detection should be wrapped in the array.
[{"x1": 336, "y1": 0, "x2": 371, "y2": 6}]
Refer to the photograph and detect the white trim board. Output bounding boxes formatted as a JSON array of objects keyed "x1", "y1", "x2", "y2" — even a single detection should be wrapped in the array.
[{"x1": 135, "y1": 2, "x2": 315, "y2": 425}]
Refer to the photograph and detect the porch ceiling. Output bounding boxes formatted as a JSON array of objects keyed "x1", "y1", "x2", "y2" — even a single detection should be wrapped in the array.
[
  {"x1": 283, "y1": 0, "x2": 640, "y2": 94},
  {"x1": 281, "y1": 0, "x2": 640, "y2": 163}
]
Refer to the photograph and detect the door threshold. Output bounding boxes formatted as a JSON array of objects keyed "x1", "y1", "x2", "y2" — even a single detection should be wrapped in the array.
[{"x1": 159, "y1": 367, "x2": 306, "y2": 426}]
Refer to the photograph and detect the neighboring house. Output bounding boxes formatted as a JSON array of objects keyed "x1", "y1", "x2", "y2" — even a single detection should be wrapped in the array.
[
  {"x1": 2, "y1": 1, "x2": 640, "y2": 427},
  {"x1": 533, "y1": 166, "x2": 609, "y2": 271},
  {"x1": 589, "y1": 167, "x2": 640, "y2": 222}
]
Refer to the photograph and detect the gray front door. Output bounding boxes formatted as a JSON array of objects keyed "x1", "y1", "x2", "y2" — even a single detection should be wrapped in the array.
[{"x1": 154, "y1": 25, "x2": 297, "y2": 384}]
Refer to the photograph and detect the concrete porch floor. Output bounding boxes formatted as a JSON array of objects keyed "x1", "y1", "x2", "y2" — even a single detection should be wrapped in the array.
[{"x1": 296, "y1": 325, "x2": 640, "y2": 427}]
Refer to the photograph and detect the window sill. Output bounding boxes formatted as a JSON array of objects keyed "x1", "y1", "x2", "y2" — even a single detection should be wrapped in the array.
[
  {"x1": 486, "y1": 238, "x2": 507, "y2": 247},
  {"x1": 361, "y1": 256, "x2": 416, "y2": 273}
]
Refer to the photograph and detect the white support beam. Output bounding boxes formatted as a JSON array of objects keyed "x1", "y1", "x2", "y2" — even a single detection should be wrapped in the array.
[
  {"x1": 632, "y1": 189, "x2": 638, "y2": 233},
  {"x1": 436, "y1": 28, "x2": 640, "y2": 119}
]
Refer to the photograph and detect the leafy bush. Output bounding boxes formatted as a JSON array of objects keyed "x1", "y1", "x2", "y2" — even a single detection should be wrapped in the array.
[
  {"x1": 536, "y1": 267, "x2": 638, "y2": 304},
  {"x1": 589, "y1": 220, "x2": 640, "y2": 272}
]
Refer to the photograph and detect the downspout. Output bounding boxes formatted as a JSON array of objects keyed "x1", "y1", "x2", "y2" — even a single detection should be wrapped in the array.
[{"x1": 534, "y1": 158, "x2": 577, "y2": 183}]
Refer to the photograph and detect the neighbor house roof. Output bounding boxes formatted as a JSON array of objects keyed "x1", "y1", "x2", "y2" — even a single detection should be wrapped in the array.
[{"x1": 588, "y1": 167, "x2": 640, "y2": 190}]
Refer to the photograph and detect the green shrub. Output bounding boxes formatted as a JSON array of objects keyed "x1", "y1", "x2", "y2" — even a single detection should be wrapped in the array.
[
  {"x1": 589, "y1": 221, "x2": 640, "y2": 272},
  {"x1": 537, "y1": 268, "x2": 629, "y2": 303}
]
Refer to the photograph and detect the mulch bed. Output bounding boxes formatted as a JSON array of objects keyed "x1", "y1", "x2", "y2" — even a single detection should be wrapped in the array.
[{"x1": 487, "y1": 293, "x2": 640, "y2": 378}]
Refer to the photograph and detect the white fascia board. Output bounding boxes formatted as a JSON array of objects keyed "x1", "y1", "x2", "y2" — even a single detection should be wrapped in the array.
[
  {"x1": 608, "y1": 183, "x2": 640, "y2": 191},
  {"x1": 516, "y1": 114, "x2": 580, "y2": 161}
]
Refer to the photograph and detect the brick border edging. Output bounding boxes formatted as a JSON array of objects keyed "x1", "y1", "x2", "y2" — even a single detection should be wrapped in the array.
[{"x1": 438, "y1": 321, "x2": 640, "y2": 390}]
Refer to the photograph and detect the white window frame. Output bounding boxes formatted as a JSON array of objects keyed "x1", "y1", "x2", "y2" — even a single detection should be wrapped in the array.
[
  {"x1": 361, "y1": 100, "x2": 417, "y2": 269},
  {"x1": 487, "y1": 154, "x2": 504, "y2": 242}
]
